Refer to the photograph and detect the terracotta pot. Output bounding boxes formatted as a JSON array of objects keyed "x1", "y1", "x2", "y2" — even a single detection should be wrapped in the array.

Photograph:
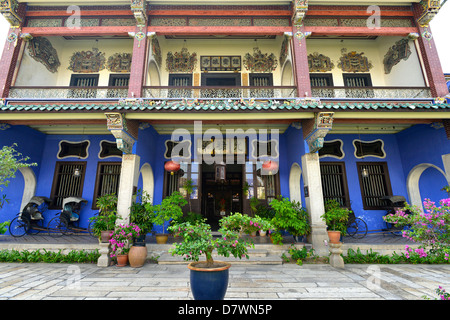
[
  {"x1": 327, "y1": 230, "x2": 341, "y2": 244},
  {"x1": 129, "y1": 245, "x2": 147, "y2": 268},
  {"x1": 100, "y1": 230, "x2": 113, "y2": 243},
  {"x1": 156, "y1": 234, "x2": 169, "y2": 244},
  {"x1": 116, "y1": 254, "x2": 128, "y2": 267}
]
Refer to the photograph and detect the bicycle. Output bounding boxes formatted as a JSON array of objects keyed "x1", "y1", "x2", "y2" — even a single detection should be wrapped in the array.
[
  {"x1": 47, "y1": 197, "x2": 93, "y2": 236},
  {"x1": 9, "y1": 196, "x2": 51, "y2": 237},
  {"x1": 346, "y1": 209, "x2": 368, "y2": 239}
]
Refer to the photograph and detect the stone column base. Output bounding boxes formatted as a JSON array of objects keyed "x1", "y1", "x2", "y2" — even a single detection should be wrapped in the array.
[
  {"x1": 329, "y1": 242, "x2": 345, "y2": 269},
  {"x1": 307, "y1": 224, "x2": 329, "y2": 257},
  {"x1": 97, "y1": 242, "x2": 111, "y2": 267}
]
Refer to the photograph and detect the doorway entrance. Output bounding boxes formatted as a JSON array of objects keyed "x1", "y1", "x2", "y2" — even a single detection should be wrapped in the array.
[{"x1": 201, "y1": 163, "x2": 243, "y2": 230}]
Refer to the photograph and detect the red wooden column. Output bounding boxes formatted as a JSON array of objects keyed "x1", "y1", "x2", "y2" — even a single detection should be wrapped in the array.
[
  {"x1": 412, "y1": 4, "x2": 448, "y2": 98},
  {"x1": 0, "y1": 3, "x2": 26, "y2": 98},
  {"x1": 128, "y1": 25, "x2": 148, "y2": 98},
  {"x1": 291, "y1": 24, "x2": 311, "y2": 98}
]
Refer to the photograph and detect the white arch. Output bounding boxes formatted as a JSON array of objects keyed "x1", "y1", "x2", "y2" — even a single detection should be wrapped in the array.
[
  {"x1": 18, "y1": 167, "x2": 36, "y2": 211},
  {"x1": 147, "y1": 60, "x2": 161, "y2": 86},
  {"x1": 281, "y1": 60, "x2": 293, "y2": 86},
  {"x1": 406, "y1": 163, "x2": 449, "y2": 211},
  {"x1": 289, "y1": 162, "x2": 302, "y2": 205},
  {"x1": 140, "y1": 163, "x2": 154, "y2": 203}
]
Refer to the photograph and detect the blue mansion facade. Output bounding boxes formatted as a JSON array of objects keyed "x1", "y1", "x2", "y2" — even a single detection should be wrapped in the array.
[{"x1": 0, "y1": 0, "x2": 449, "y2": 254}]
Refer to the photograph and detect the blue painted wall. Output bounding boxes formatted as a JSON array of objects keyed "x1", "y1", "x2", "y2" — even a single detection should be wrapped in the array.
[
  {"x1": 321, "y1": 133, "x2": 408, "y2": 232},
  {"x1": 0, "y1": 125, "x2": 45, "y2": 226},
  {"x1": 396, "y1": 124, "x2": 450, "y2": 205}
]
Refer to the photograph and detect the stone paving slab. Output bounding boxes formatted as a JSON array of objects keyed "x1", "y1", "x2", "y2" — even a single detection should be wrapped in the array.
[{"x1": 0, "y1": 262, "x2": 448, "y2": 301}]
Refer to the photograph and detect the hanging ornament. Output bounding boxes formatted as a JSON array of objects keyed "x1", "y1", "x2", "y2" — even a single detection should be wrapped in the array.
[
  {"x1": 421, "y1": 27, "x2": 433, "y2": 48},
  {"x1": 164, "y1": 160, "x2": 180, "y2": 175},
  {"x1": 262, "y1": 160, "x2": 279, "y2": 175}
]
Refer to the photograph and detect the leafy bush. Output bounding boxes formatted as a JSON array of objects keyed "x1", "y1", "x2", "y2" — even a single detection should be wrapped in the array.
[
  {"x1": 0, "y1": 249, "x2": 100, "y2": 263},
  {"x1": 321, "y1": 199, "x2": 350, "y2": 233}
]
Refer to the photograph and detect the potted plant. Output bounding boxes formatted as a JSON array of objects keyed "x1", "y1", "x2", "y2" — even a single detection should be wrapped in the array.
[
  {"x1": 268, "y1": 197, "x2": 310, "y2": 244},
  {"x1": 321, "y1": 199, "x2": 350, "y2": 243},
  {"x1": 145, "y1": 191, "x2": 187, "y2": 244},
  {"x1": 168, "y1": 215, "x2": 260, "y2": 300},
  {"x1": 129, "y1": 189, "x2": 153, "y2": 244},
  {"x1": 109, "y1": 222, "x2": 141, "y2": 267},
  {"x1": 90, "y1": 193, "x2": 118, "y2": 242}
]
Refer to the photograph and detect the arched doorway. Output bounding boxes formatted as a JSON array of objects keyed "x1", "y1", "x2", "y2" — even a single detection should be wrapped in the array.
[
  {"x1": 18, "y1": 167, "x2": 36, "y2": 211},
  {"x1": 140, "y1": 163, "x2": 154, "y2": 203}
]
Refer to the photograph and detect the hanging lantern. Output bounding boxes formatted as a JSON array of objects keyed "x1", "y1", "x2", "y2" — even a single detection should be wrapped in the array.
[
  {"x1": 262, "y1": 160, "x2": 278, "y2": 175},
  {"x1": 165, "y1": 160, "x2": 180, "y2": 175},
  {"x1": 361, "y1": 166, "x2": 369, "y2": 178},
  {"x1": 215, "y1": 161, "x2": 226, "y2": 182}
]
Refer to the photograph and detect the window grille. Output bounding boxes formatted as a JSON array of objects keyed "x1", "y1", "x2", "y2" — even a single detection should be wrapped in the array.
[
  {"x1": 50, "y1": 162, "x2": 86, "y2": 209},
  {"x1": 93, "y1": 162, "x2": 121, "y2": 208},
  {"x1": 68, "y1": 74, "x2": 99, "y2": 98},
  {"x1": 357, "y1": 162, "x2": 392, "y2": 209},
  {"x1": 320, "y1": 162, "x2": 350, "y2": 207}
]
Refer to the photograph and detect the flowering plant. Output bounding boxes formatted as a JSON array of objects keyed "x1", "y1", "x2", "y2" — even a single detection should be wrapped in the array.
[
  {"x1": 168, "y1": 214, "x2": 265, "y2": 267},
  {"x1": 109, "y1": 223, "x2": 141, "y2": 257},
  {"x1": 384, "y1": 198, "x2": 450, "y2": 262}
]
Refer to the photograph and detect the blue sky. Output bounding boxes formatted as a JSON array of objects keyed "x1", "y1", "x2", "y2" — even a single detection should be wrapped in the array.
[{"x1": 0, "y1": 5, "x2": 448, "y2": 72}]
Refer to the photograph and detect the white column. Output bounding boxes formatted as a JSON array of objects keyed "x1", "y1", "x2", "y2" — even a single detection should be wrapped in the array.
[
  {"x1": 301, "y1": 152, "x2": 328, "y2": 256},
  {"x1": 116, "y1": 154, "x2": 140, "y2": 225}
]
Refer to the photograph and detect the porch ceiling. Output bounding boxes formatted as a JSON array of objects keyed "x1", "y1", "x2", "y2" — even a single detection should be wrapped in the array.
[
  {"x1": 27, "y1": 124, "x2": 110, "y2": 135},
  {"x1": 149, "y1": 122, "x2": 291, "y2": 135},
  {"x1": 329, "y1": 123, "x2": 413, "y2": 134}
]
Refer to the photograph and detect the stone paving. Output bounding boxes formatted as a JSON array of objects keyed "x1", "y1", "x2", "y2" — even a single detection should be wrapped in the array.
[{"x1": 0, "y1": 262, "x2": 449, "y2": 300}]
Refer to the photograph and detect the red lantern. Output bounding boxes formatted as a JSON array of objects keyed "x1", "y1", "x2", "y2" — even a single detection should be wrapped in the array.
[
  {"x1": 165, "y1": 160, "x2": 180, "y2": 175},
  {"x1": 262, "y1": 160, "x2": 278, "y2": 175}
]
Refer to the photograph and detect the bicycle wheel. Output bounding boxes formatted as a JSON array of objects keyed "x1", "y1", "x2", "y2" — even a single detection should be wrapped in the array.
[
  {"x1": 352, "y1": 218, "x2": 368, "y2": 239},
  {"x1": 346, "y1": 219, "x2": 358, "y2": 237},
  {"x1": 47, "y1": 216, "x2": 71, "y2": 237},
  {"x1": 9, "y1": 216, "x2": 30, "y2": 237}
]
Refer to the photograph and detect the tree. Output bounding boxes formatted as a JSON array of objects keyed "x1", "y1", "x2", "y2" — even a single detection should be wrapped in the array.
[{"x1": 0, "y1": 144, "x2": 37, "y2": 209}]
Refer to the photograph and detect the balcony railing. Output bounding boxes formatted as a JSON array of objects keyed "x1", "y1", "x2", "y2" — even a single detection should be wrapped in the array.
[
  {"x1": 142, "y1": 86, "x2": 298, "y2": 99},
  {"x1": 311, "y1": 86, "x2": 432, "y2": 99},
  {"x1": 8, "y1": 86, "x2": 129, "y2": 99}
]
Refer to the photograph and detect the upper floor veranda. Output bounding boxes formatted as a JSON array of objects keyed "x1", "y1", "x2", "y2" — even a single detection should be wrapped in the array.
[{"x1": 0, "y1": 0, "x2": 448, "y2": 103}]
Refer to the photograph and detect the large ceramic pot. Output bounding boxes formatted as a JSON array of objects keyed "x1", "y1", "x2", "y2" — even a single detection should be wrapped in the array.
[
  {"x1": 129, "y1": 245, "x2": 147, "y2": 268},
  {"x1": 327, "y1": 230, "x2": 341, "y2": 244},
  {"x1": 188, "y1": 261, "x2": 231, "y2": 300},
  {"x1": 155, "y1": 234, "x2": 168, "y2": 244}
]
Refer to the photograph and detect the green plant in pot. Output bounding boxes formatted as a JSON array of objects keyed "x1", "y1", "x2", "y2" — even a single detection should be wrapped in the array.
[
  {"x1": 168, "y1": 214, "x2": 260, "y2": 300},
  {"x1": 145, "y1": 191, "x2": 187, "y2": 244},
  {"x1": 129, "y1": 189, "x2": 153, "y2": 245},
  {"x1": 268, "y1": 197, "x2": 310, "y2": 244},
  {"x1": 321, "y1": 199, "x2": 350, "y2": 244},
  {"x1": 89, "y1": 193, "x2": 118, "y2": 243}
]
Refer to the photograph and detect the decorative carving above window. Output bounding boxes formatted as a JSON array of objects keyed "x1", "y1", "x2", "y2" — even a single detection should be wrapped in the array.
[
  {"x1": 27, "y1": 37, "x2": 60, "y2": 73},
  {"x1": 200, "y1": 56, "x2": 241, "y2": 72},
  {"x1": 308, "y1": 52, "x2": 334, "y2": 72},
  {"x1": 166, "y1": 48, "x2": 197, "y2": 73},
  {"x1": 319, "y1": 140, "x2": 344, "y2": 159},
  {"x1": 107, "y1": 53, "x2": 132, "y2": 73},
  {"x1": 353, "y1": 139, "x2": 385, "y2": 159},
  {"x1": 383, "y1": 39, "x2": 411, "y2": 74},
  {"x1": 68, "y1": 48, "x2": 106, "y2": 73},
  {"x1": 244, "y1": 48, "x2": 278, "y2": 73},
  {"x1": 57, "y1": 140, "x2": 90, "y2": 159},
  {"x1": 337, "y1": 49, "x2": 373, "y2": 73}
]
